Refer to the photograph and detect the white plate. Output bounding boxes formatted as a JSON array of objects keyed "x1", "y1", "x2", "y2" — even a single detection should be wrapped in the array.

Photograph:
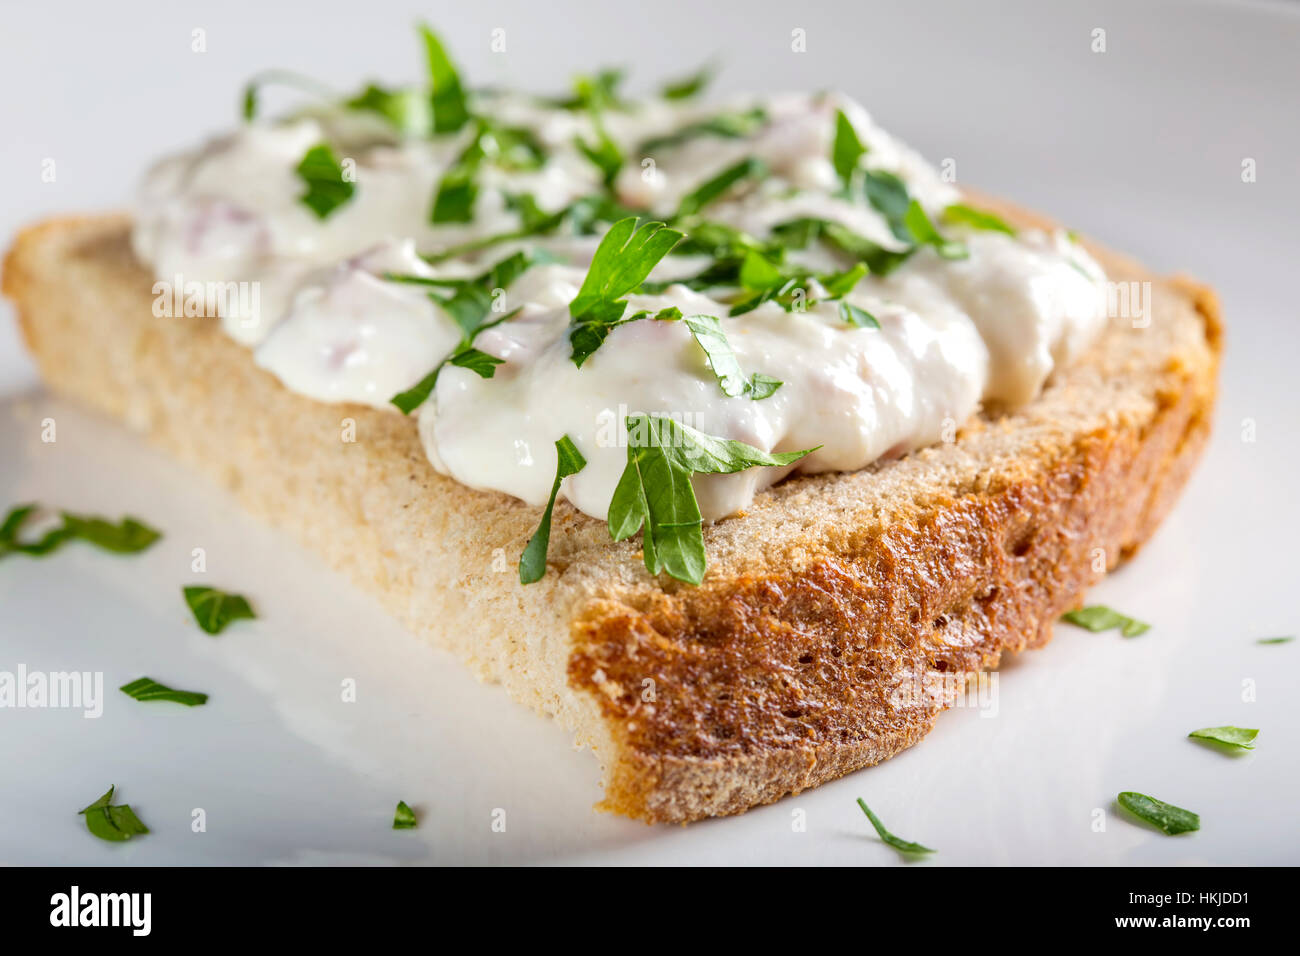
[{"x1": 1, "y1": 0, "x2": 1298, "y2": 865}]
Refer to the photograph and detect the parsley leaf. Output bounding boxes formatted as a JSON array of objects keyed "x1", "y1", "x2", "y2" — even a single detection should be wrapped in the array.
[
  {"x1": 832, "y1": 109, "x2": 867, "y2": 188},
  {"x1": 576, "y1": 128, "x2": 624, "y2": 188},
  {"x1": 183, "y1": 586, "x2": 256, "y2": 635},
  {"x1": 861, "y1": 169, "x2": 913, "y2": 241},
  {"x1": 660, "y1": 64, "x2": 715, "y2": 100},
  {"x1": 638, "y1": 107, "x2": 767, "y2": 154},
  {"x1": 856, "y1": 799, "x2": 936, "y2": 855},
  {"x1": 608, "y1": 416, "x2": 815, "y2": 585},
  {"x1": 346, "y1": 84, "x2": 431, "y2": 136},
  {"x1": 519, "y1": 436, "x2": 588, "y2": 584},
  {"x1": 79, "y1": 786, "x2": 149, "y2": 843},
  {"x1": 120, "y1": 677, "x2": 209, "y2": 707},
  {"x1": 420, "y1": 24, "x2": 469, "y2": 133},
  {"x1": 840, "y1": 301, "x2": 880, "y2": 329},
  {"x1": 676, "y1": 157, "x2": 767, "y2": 218},
  {"x1": 393, "y1": 801, "x2": 418, "y2": 829},
  {"x1": 1116, "y1": 792, "x2": 1200, "y2": 836},
  {"x1": 568, "y1": 218, "x2": 683, "y2": 366},
  {"x1": 943, "y1": 202, "x2": 1017, "y2": 236},
  {"x1": 770, "y1": 217, "x2": 914, "y2": 276},
  {"x1": 682, "y1": 314, "x2": 783, "y2": 399},
  {"x1": 1061, "y1": 605, "x2": 1150, "y2": 637},
  {"x1": 903, "y1": 200, "x2": 968, "y2": 260},
  {"x1": 1257, "y1": 636, "x2": 1294, "y2": 645},
  {"x1": 296, "y1": 143, "x2": 355, "y2": 219},
  {"x1": 1188, "y1": 726, "x2": 1259, "y2": 750},
  {"x1": 430, "y1": 132, "x2": 483, "y2": 223},
  {"x1": 0, "y1": 504, "x2": 160, "y2": 559}
]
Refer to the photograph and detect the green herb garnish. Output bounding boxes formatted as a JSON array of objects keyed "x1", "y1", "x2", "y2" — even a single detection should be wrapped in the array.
[
  {"x1": 519, "y1": 436, "x2": 588, "y2": 584},
  {"x1": 676, "y1": 157, "x2": 767, "y2": 218},
  {"x1": 0, "y1": 504, "x2": 160, "y2": 559},
  {"x1": 393, "y1": 801, "x2": 418, "y2": 830},
  {"x1": 431, "y1": 132, "x2": 483, "y2": 223},
  {"x1": 639, "y1": 107, "x2": 768, "y2": 155},
  {"x1": 420, "y1": 24, "x2": 470, "y2": 133},
  {"x1": 856, "y1": 799, "x2": 935, "y2": 855},
  {"x1": 1188, "y1": 726, "x2": 1258, "y2": 750},
  {"x1": 861, "y1": 169, "x2": 913, "y2": 241},
  {"x1": 120, "y1": 677, "x2": 209, "y2": 707},
  {"x1": 943, "y1": 202, "x2": 1017, "y2": 236},
  {"x1": 770, "y1": 217, "x2": 913, "y2": 276},
  {"x1": 660, "y1": 64, "x2": 714, "y2": 101},
  {"x1": 608, "y1": 415, "x2": 815, "y2": 585},
  {"x1": 840, "y1": 301, "x2": 880, "y2": 329},
  {"x1": 568, "y1": 218, "x2": 683, "y2": 366},
  {"x1": 1061, "y1": 605, "x2": 1150, "y2": 637},
  {"x1": 79, "y1": 786, "x2": 149, "y2": 843},
  {"x1": 903, "y1": 200, "x2": 968, "y2": 259},
  {"x1": 1257, "y1": 636, "x2": 1294, "y2": 645},
  {"x1": 1116, "y1": 792, "x2": 1200, "y2": 836},
  {"x1": 296, "y1": 143, "x2": 355, "y2": 219},
  {"x1": 346, "y1": 84, "x2": 431, "y2": 136},
  {"x1": 682, "y1": 314, "x2": 783, "y2": 399},
  {"x1": 183, "y1": 586, "x2": 256, "y2": 635},
  {"x1": 832, "y1": 109, "x2": 867, "y2": 188}
]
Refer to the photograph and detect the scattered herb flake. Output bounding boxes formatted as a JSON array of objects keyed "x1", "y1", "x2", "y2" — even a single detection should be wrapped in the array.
[
  {"x1": 79, "y1": 786, "x2": 149, "y2": 843},
  {"x1": 183, "y1": 586, "x2": 256, "y2": 635},
  {"x1": 1188, "y1": 726, "x2": 1258, "y2": 750},
  {"x1": 120, "y1": 677, "x2": 209, "y2": 707},
  {"x1": 519, "y1": 436, "x2": 588, "y2": 584},
  {"x1": 393, "y1": 800, "x2": 418, "y2": 830},
  {"x1": 1116, "y1": 792, "x2": 1200, "y2": 836},
  {"x1": 856, "y1": 799, "x2": 935, "y2": 855},
  {"x1": 1061, "y1": 605, "x2": 1150, "y2": 637},
  {"x1": 296, "y1": 143, "x2": 355, "y2": 219}
]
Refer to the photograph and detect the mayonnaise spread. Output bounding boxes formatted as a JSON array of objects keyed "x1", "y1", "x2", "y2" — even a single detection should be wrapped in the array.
[{"x1": 133, "y1": 87, "x2": 1106, "y2": 525}]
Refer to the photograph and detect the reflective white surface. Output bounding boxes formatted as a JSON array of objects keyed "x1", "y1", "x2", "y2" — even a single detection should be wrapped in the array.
[{"x1": 1, "y1": 0, "x2": 1297, "y2": 865}]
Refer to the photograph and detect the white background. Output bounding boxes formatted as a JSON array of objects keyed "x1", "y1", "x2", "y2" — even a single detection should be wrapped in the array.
[{"x1": 1, "y1": 0, "x2": 1297, "y2": 864}]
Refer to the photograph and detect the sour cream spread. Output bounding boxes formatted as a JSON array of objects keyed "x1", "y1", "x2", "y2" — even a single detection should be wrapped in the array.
[{"x1": 133, "y1": 87, "x2": 1107, "y2": 523}]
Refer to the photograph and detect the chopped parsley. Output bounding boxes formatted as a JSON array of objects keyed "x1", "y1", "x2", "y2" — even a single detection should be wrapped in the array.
[
  {"x1": 519, "y1": 436, "x2": 588, "y2": 584},
  {"x1": 1188, "y1": 726, "x2": 1258, "y2": 750},
  {"x1": 1116, "y1": 792, "x2": 1200, "y2": 836},
  {"x1": 421, "y1": 24, "x2": 470, "y2": 133},
  {"x1": 608, "y1": 415, "x2": 815, "y2": 585},
  {"x1": 660, "y1": 64, "x2": 714, "y2": 101},
  {"x1": 943, "y1": 202, "x2": 1017, "y2": 236},
  {"x1": 682, "y1": 314, "x2": 783, "y2": 399},
  {"x1": 903, "y1": 200, "x2": 968, "y2": 260},
  {"x1": 393, "y1": 801, "x2": 418, "y2": 829},
  {"x1": 79, "y1": 786, "x2": 149, "y2": 843},
  {"x1": 430, "y1": 132, "x2": 484, "y2": 223},
  {"x1": 183, "y1": 586, "x2": 256, "y2": 635},
  {"x1": 120, "y1": 677, "x2": 209, "y2": 707},
  {"x1": 1256, "y1": 636, "x2": 1294, "y2": 645},
  {"x1": 856, "y1": 799, "x2": 936, "y2": 855},
  {"x1": 861, "y1": 169, "x2": 913, "y2": 241},
  {"x1": 296, "y1": 143, "x2": 355, "y2": 219},
  {"x1": 568, "y1": 217, "x2": 682, "y2": 366},
  {"x1": 390, "y1": 251, "x2": 539, "y2": 413},
  {"x1": 676, "y1": 157, "x2": 767, "y2": 218},
  {"x1": 638, "y1": 107, "x2": 767, "y2": 154},
  {"x1": 832, "y1": 109, "x2": 867, "y2": 189},
  {"x1": 840, "y1": 301, "x2": 880, "y2": 329},
  {"x1": 0, "y1": 504, "x2": 160, "y2": 559},
  {"x1": 1061, "y1": 605, "x2": 1150, "y2": 637}
]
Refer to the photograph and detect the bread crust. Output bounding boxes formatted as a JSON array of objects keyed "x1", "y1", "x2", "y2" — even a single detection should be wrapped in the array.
[{"x1": 2, "y1": 208, "x2": 1221, "y2": 823}]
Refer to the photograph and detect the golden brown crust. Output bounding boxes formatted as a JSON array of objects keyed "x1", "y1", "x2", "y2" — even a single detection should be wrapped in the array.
[{"x1": 2, "y1": 209, "x2": 1222, "y2": 824}]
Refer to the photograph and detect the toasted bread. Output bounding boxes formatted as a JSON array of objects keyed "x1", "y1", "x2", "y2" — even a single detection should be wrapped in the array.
[{"x1": 1, "y1": 200, "x2": 1221, "y2": 822}]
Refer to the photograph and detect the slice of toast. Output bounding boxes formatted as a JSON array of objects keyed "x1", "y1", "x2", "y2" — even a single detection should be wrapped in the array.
[{"x1": 2, "y1": 201, "x2": 1221, "y2": 823}]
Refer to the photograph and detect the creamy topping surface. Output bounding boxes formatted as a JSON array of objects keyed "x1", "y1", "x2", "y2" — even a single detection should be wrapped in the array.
[{"x1": 133, "y1": 76, "x2": 1108, "y2": 530}]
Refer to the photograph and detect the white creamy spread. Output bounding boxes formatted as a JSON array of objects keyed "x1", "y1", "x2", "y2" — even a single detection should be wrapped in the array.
[{"x1": 133, "y1": 87, "x2": 1108, "y2": 524}]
